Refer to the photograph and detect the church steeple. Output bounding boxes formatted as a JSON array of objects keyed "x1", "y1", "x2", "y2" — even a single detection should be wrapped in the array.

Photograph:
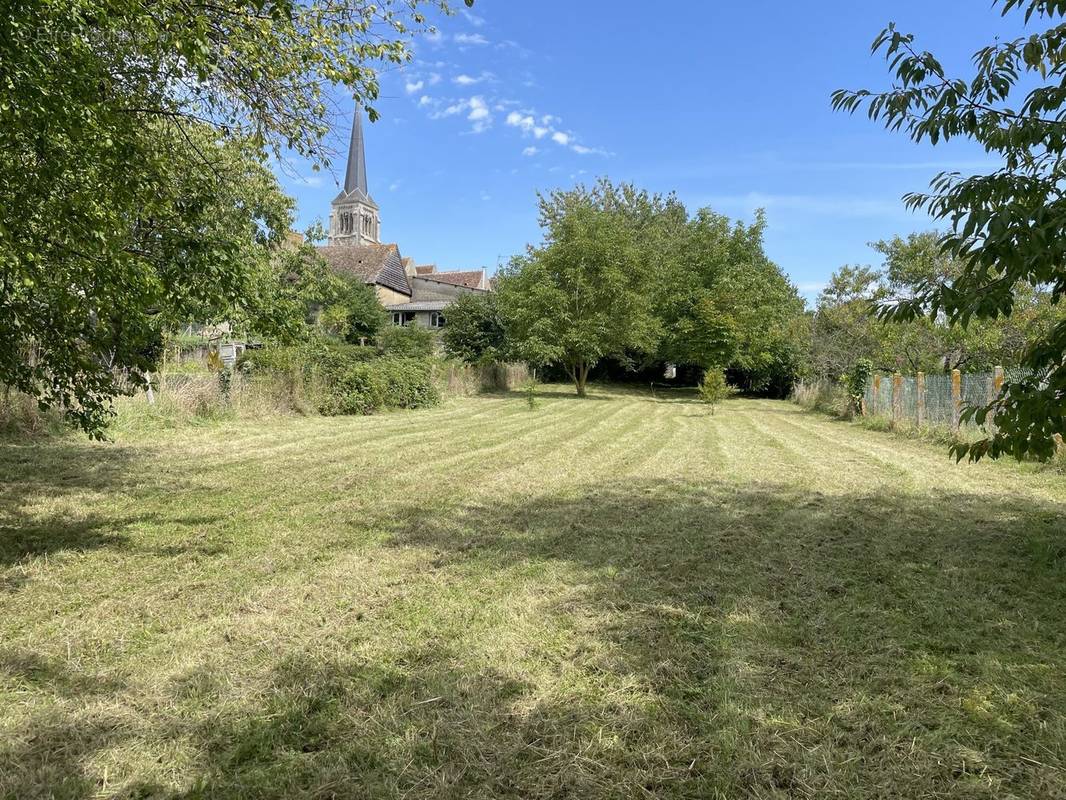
[
  {"x1": 329, "y1": 105, "x2": 381, "y2": 246},
  {"x1": 344, "y1": 109, "x2": 369, "y2": 198}
]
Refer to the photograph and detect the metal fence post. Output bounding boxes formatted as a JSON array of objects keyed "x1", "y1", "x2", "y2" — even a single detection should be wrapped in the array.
[
  {"x1": 951, "y1": 369, "x2": 962, "y2": 432},
  {"x1": 916, "y1": 371, "x2": 926, "y2": 427},
  {"x1": 892, "y1": 372, "x2": 903, "y2": 427}
]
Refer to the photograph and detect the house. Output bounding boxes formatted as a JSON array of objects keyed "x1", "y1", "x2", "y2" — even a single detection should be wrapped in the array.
[
  {"x1": 388, "y1": 264, "x2": 489, "y2": 329},
  {"x1": 316, "y1": 105, "x2": 488, "y2": 328}
]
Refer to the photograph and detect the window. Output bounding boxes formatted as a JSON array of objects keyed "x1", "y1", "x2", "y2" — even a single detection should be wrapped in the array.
[
  {"x1": 392, "y1": 312, "x2": 402, "y2": 326},
  {"x1": 430, "y1": 312, "x2": 446, "y2": 329}
]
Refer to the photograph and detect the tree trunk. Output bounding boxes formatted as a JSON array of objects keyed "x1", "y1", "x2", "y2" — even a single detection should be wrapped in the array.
[{"x1": 573, "y1": 360, "x2": 588, "y2": 396}]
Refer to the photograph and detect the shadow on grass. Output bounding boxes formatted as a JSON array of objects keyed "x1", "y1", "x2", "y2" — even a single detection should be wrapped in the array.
[
  {"x1": 0, "y1": 440, "x2": 150, "y2": 573},
  {"x1": 3, "y1": 477, "x2": 1066, "y2": 797},
  {"x1": 0, "y1": 440, "x2": 224, "y2": 578},
  {"x1": 476, "y1": 387, "x2": 615, "y2": 403}
]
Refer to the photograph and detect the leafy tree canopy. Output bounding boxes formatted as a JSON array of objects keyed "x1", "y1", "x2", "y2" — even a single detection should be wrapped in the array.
[
  {"x1": 808, "y1": 232, "x2": 1063, "y2": 380},
  {"x1": 0, "y1": 0, "x2": 464, "y2": 436},
  {"x1": 261, "y1": 238, "x2": 387, "y2": 345},
  {"x1": 833, "y1": 0, "x2": 1066, "y2": 460},
  {"x1": 441, "y1": 292, "x2": 507, "y2": 364},
  {"x1": 497, "y1": 179, "x2": 804, "y2": 397},
  {"x1": 496, "y1": 181, "x2": 663, "y2": 396}
]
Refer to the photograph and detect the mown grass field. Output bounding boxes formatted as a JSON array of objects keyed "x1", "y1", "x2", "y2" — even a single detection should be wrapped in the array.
[{"x1": 2, "y1": 385, "x2": 1066, "y2": 799}]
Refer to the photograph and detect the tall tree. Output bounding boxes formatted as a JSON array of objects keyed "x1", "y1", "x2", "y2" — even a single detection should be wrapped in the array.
[
  {"x1": 807, "y1": 235, "x2": 1065, "y2": 380},
  {"x1": 497, "y1": 182, "x2": 662, "y2": 396},
  {"x1": 833, "y1": 0, "x2": 1066, "y2": 460},
  {"x1": 0, "y1": 0, "x2": 464, "y2": 435},
  {"x1": 659, "y1": 209, "x2": 805, "y2": 394}
]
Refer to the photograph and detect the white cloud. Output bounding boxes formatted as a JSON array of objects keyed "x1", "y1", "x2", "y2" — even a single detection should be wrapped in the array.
[
  {"x1": 428, "y1": 72, "x2": 442, "y2": 85},
  {"x1": 432, "y1": 100, "x2": 466, "y2": 118},
  {"x1": 431, "y1": 96, "x2": 492, "y2": 132},
  {"x1": 454, "y1": 32, "x2": 489, "y2": 46},
  {"x1": 418, "y1": 95, "x2": 435, "y2": 108},
  {"x1": 389, "y1": 180, "x2": 402, "y2": 192},
  {"x1": 422, "y1": 89, "x2": 609, "y2": 158},
  {"x1": 461, "y1": 9, "x2": 485, "y2": 26},
  {"x1": 292, "y1": 175, "x2": 324, "y2": 188},
  {"x1": 404, "y1": 80, "x2": 424, "y2": 94},
  {"x1": 467, "y1": 96, "x2": 492, "y2": 132},
  {"x1": 506, "y1": 111, "x2": 534, "y2": 131},
  {"x1": 454, "y1": 71, "x2": 494, "y2": 86}
]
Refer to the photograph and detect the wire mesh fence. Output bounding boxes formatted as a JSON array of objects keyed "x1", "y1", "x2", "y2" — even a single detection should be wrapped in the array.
[{"x1": 862, "y1": 367, "x2": 1029, "y2": 432}]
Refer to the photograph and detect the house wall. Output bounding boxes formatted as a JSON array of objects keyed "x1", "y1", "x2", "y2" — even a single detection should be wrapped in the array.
[{"x1": 375, "y1": 285, "x2": 411, "y2": 306}]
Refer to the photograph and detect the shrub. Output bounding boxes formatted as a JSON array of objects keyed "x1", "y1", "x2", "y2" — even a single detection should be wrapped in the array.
[
  {"x1": 321, "y1": 357, "x2": 439, "y2": 416},
  {"x1": 698, "y1": 368, "x2": 735, "y2": 413},
  {"x1": 840, "y1": 359, "x2": 873, "y2": 417},
  {"x1": 327, "y1": 343, "x2": 379, "y2": 363},
  {"x1": 522, "y1": 378, "x2": 539, "y2": 410},
  {"x1": 241, "y1": 340, "x2": 439, "y2": 417},
  {"x1": 379, "y1": 325, "x2": 435, "y2": 358}
]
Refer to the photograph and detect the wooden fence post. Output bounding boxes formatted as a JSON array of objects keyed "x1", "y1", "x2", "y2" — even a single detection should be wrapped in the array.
[
  {"x1": 872, "y1": 374, "x2": 882, "y2": 415},
  {"x1": 916, "y1": 371, "x2": 926, "y2": 427},
  {"x1": 993, "y1": 365, "x2": 1004, "y2": 398},
  {"x1": 951, "y1": 369, "x2": 962, "y2": 432},
  {"x1": 892, "y1": 372, "x2": 903, "y2": 427}
]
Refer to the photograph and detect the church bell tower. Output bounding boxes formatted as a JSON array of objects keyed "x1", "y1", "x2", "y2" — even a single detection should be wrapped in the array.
[{"x1": 329, "y1": 107, "x2": 381, "y2": 246}]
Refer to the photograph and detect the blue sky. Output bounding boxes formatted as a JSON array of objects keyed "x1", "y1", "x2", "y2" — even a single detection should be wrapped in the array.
[{"x1": 277, "y1": 1, "x2": 1031, "y2": 305}]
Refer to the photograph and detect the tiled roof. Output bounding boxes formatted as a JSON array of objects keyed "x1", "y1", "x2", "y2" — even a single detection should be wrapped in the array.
[
  {"x1": 414, "y1": 265, "x2": 437, "y2": 275},
  {"x1": 317, "y1": 243, "x2": 410, "y2": 296},
  {"x1": 386, "y1": 300, "x2": 450, "y2": 312},
  {"x1": 419, "y1": 269, "x2": 486, "y2": 290}
]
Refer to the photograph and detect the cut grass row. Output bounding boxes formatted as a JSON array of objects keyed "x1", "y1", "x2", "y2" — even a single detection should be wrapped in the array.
[{"x1": 2, "y1": 385, "x2": 1065, "y2": 798}]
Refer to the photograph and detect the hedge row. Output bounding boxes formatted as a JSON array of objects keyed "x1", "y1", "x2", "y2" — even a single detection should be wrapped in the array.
[
  {"x1": 320, "y1": 357, "x2": 439, "y2": 415},
  {"x1": 239, "y1": 342, "x2": 439, "y2": 416}
]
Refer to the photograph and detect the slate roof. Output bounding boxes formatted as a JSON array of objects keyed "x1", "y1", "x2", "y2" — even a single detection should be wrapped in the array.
[
  {"x1": 317, "y1": 243, "x2": 410, "y2": 296},
  {"x1": 345, "y1": 110, "x2": 369, "y2": 197},
  {"x1": 418, "y1": 269, "x2": 486, "y2": 290},
  {"x1": 331, "y1": 109, "x2": 378, "y2": 208}
]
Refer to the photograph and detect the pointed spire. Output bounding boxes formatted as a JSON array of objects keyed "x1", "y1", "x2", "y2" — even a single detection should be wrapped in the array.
[{"x1": 343, "y1": 106, "x2": 369, "y2": 198}]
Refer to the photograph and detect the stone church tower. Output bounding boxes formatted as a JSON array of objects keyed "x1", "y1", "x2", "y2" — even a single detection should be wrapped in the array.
[{"x1": 328, "y1": 109, "x2": 380, "y2": 246}]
